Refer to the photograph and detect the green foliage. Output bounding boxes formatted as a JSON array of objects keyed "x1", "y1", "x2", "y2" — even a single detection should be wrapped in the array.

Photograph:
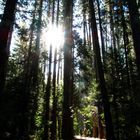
[{"x1": 73, "y1": 79, "x2": 99, "y2": 136}]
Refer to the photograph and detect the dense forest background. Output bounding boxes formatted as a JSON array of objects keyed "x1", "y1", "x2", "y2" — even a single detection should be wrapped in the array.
[{"x1": 0, "y1": 0, "x2": 140, "y2": 140}]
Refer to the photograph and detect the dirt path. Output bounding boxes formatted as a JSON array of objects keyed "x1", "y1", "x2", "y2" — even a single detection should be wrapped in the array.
[{"x1": 74, "y1": 135, "x2": 106, "y2": 140}]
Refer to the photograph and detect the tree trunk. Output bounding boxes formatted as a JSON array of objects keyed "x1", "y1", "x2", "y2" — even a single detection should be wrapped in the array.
[
  {"x1": 0, "y1": 0, "x2": 17, "y2": 94},
  {"x1": 62, "y1": 0, "x2": 74, "y2": 139},
  {"x1": 88, "y1": 0, "x2": 115, "y2": 139},
  {"x1": 50, "y1": 49, "x2": 57, "y2": 140},
  {"x1": 120, "y1": 0, "x2": 131, "y2": 87},
  {"x1": 57, "y1": 51, "x2": 62, "y2": 140},
  {"x1": 96, "y1": 0, "x2": 106, "y2": 65},
  {"x1": 82, "y1": 0, "x2": 87, "y2": 46},
  {"x1": 43, "y1": 46, "x2": 52, "y2": 140},
  {"x1": 128, "y1": 0, "x2": 140, "y2": 78}
]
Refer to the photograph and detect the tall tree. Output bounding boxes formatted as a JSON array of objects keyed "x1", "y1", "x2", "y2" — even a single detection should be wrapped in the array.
[
  {"x1": 50, "y1": 0, "x2": 60, "y2": 139},
  {"x1": 28, "y1": 0, "x2": 44, "y2": 136},
  {"x1": 50, "y1": 49, "x2": 57, "y2": 140},
  {"x1": 42, "y1": 45, "x2": 52, "y2": 140},
  {"x1": 88, "y1": 0, "x2": 115, "y2": 139},
  {"x1": 43, "y1": 0, "x2": 55, "y2": 139},
  {"x1": 127, "y1": 0, "x2": 140, "y2": 78},
  {"x1": 62, "y1": 0, "x2": 74, "y2": 139},
  {"x1": 96, "y1": 0, "x2": 106, "y2": 65},
  {"x1": 0, "y1": 0, "x2": 17, "y2": 94}
]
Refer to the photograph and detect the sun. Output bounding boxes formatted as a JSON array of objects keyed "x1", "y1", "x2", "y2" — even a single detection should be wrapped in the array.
[{"x1": 41, "y1": 24, "x2": 64, "y2": 50}]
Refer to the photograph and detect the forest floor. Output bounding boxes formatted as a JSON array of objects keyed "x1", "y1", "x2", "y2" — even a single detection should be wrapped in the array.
[{"x1": 74, "y1": 135, "x2": 106, "y2": 140}]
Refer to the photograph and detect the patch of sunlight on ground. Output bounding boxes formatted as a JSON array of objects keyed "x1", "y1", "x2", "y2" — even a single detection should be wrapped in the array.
[{"x1": 75, "y1": 135, "x2": 106, "y2": 140}]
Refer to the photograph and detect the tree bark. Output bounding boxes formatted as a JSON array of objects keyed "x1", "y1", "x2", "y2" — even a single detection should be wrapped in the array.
[
  {"x1": 89, "y1": 0, "x2": 115, "y2": 139},
  {"x1": 96, "y1": 0, "x2": 106, "y2": 65},
  {"x1": 43, "y1": 46, "x2": 52, "y2": 140},
  {"x1": 128, "y1": 0, "x2": 140, "y2": 78},
  {"x1": 62, "y1": 0, "x2": 74, "y2": 139},
  {"x1": 120, "y1": 0, "x2": 131, "y2": 87},
  {"x1": 0, "y1": 0, "x2": 17, "y2": 94},
  {"x1": 50, "y1": 49, "x2": 57, "y2": 140}
]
